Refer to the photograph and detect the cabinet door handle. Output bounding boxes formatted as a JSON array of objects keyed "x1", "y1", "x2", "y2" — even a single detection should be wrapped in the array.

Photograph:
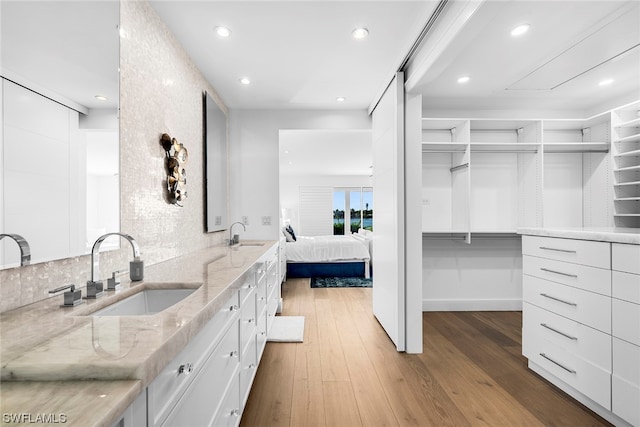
[
  {"x1": 540, "y1": 267, "x2": 578, "y2": 278},
  {"x1": 539, "y1": 293, "x2": 577, "y2": 306},
  {"x1": 539, "y1": 246, "x2": 576, "y2": 254},
  {"x1": 540, "y1": 353, "x2": 576, "y2": 374},
  {"x1": 540, "y1": 323, "x2": 578, "y2": 341}
]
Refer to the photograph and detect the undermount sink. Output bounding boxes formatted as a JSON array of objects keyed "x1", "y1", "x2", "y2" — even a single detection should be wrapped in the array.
[
  {"x1": 89, "y1": 288, "x2": 197, "y2": 316},
  {"x1": 237, "y1": 242, "x2": 265, "y2": 247}
]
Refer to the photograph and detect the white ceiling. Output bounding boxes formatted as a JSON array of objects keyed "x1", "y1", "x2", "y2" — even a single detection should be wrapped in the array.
[{"x1": 149, "y1": 0, "x2": 438, "y2": 110}]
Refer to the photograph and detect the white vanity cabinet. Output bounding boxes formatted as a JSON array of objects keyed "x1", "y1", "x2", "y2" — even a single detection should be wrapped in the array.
[{"x1": 612, "y1": 243, "x2": 640, "y2": 426}]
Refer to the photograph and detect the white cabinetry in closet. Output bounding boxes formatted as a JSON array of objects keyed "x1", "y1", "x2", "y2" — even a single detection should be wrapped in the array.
[
  {"x1": 612, "y1": 101, "x2": 640, "y2": 228},
  {"x1": 611, "y1": 243, "x2": 640, "y2": 426}
]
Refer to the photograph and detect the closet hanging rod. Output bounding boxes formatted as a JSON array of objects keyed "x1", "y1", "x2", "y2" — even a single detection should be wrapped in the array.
[
  {"x1": 471, "y1": 149, "x2": 539, "y2": 153},
  {"x1": 450, "y1": 163, "x2": 469, "y2": 172}
]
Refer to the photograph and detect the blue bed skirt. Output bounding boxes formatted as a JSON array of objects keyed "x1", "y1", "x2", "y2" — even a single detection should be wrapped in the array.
[{"x1": 286, "y1": 262, "x2": 365, "y2": 278}]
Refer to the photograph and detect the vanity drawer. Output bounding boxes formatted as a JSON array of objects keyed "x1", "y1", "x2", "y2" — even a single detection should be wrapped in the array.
[
  {"x1": 612, "y1": 338, "x2": 640, "y2": 426},
  {"x1": 523, "y1": 330, "x2": 611, "y2": 410},
  {"x1": 523, "y1": 275, "x2": 611, "y2": 334},
  {"x1": 266, "y1": 297, "x2": 279, "y2": 333},
  {"x1": 256, "y1": 306, "x2": 268, "y2": 360},
  {"x1": 238, "y1": 270, "x2": 257, "y2": 306},
  {"x1": 613, "y1": 243, "x2": 640, "y2": 275},
  {"x1": 239, "y1": 291, "x2": 257, "y2": 356},
  {"x1": 523, "y1": 255, "x2": 611, "y2": 296},
  {"x1": 240, "y1": 334, "x2": 258, "y2": 408},
  {"x1": 211, "y1": 376, "x2": 241, "y2": 427},
  {"x1": 522, "y1": 236, "x2": 610, "y2": 269},
  {"x1": 613, "y1": 298, "x2": 640, "y2": 346},
  {"x1": 161, "y1": 318, "x2": 240, "y2": 427},
  {"x1": 148, "y1": 291, "x2": 239, "y2": 426},
  {"x1": 523, "y1": 302, "x2": 611, "y2": 370}
]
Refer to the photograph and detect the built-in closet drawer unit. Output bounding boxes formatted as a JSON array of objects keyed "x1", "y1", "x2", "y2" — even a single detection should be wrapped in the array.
[
  {"x1": 148, "y1": 291, "x2": 239, "y2": 426},
  {"x1": 522, "y1": 235, "x2": 611, "y2": 269},
  {"x1": 239, "y1": 332, "x2": 258, "y2": 408},
  {"x1": 611, "y1": 243, "x2": 640, "y2": 426},
  {"x1": 523, "y1": 275, "x2": 611, "y2": 334},
  {"x1": 161, "y1": 318, "x2": 241, "y2": 426}
]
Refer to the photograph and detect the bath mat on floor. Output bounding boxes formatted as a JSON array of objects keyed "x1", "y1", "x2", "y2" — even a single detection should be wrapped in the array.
[
  {"x1": 310, "y1": 277, "x2": 372, "y2": 288},
  {"x1": 267, "y1": 316, "x2": 305, "y2": 342}
]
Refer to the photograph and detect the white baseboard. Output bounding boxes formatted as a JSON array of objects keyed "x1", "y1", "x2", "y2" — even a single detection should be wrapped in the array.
[{"x1": 422, "y1": 298, "x2": 523, "y2": 311}]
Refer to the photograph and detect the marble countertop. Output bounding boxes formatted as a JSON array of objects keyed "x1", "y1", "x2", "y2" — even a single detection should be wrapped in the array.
[
  {"x1": 0, "y1": 241, "x2": 276, "y2": 426},
  {"x1": 517, "y1": 227, "x2": 640, "y2": 245}
]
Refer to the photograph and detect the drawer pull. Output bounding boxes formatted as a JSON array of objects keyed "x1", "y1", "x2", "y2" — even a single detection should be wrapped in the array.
[
  {"x1": 540, "y1": 323, "x2": 578, "y2": 341},
  {"x1": 248, "y1": 363, "x2": 256, "y2": 369},
  {"x1": 539, "y1": 246, "x2": 577, "y2": 254},
  {"x1": 539, "y1": 353, "x2": 576, "y2": 374},
  {"x1": 230, "y1": 350, "x2": 239, "y2": 358},
  {"x1": 178, "y1": 363, "x2": 193, "y2": 375},
  {"x1": 539, "y1": 293, "x2": 577, "y2": 306},
  {"x1": 540, "y1": 268, "x2": 577, "y2": 278},
  {"x1": 231, "y1": 409, "x2": 240, "y2": 417},
  {"x1": 229, "y1": 304, "x2": 239, "y2": 312},
  {"x1": 248, "y1": 317, "x2": 255, "y2": 323}
]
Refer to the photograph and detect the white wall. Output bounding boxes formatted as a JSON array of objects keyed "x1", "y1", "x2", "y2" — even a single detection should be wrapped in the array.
[{"x1": 229, "y1": 109, "x2": 371, "y2": 240}]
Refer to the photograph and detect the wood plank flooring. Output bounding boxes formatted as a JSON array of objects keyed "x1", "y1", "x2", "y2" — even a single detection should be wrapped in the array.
[{"x1": 241, "y1": 278, "x2": 611, "y2": 427}]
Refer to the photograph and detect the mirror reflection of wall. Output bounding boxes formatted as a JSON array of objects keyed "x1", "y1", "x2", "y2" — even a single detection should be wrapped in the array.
[
  {"x1": 0, "y1": 1, "x2": 120, "y2": 269},
  {"x1": 204, "y1": 91, "x2": 229, "y2": 233}
]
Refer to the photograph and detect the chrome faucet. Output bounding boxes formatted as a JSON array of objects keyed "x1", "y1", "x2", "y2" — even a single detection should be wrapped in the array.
[
  {"x1": 0, "y1": 233, "x2": 31, "y2": 266},
  {"x1": 229, "y1": 222, "x2": 246, "y2": 245},
  {"x1": 90, "y1": 232, "x2": 142, "y2": 283}
]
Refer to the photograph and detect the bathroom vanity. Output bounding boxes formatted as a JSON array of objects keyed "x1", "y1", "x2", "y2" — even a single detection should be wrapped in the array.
[
  {"x1": 0, "y1": 241, "x2": 282, "y2": 426},
  {"x1": 519, "y1": 227, "x2": 640, "y2": 427}
]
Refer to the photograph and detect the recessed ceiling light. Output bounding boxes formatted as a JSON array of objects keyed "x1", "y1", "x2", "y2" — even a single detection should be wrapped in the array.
[
  {"x1": 457, "y1": 76, "x2": 470, "y2": 84},
  {"x1": 511, "y1": 24, "x2": 530, "y2": 37},
  {"x1": 336, "y1": 97, "x2": 346, "y2": 102},
  {"x1": 352, "y1": 28, "x2": 369, "y2": 40},
  {"x1": 215, "y1": 26, "x2": 231, "y2": 38},
  {"x1": 94, "y1": 95, "x2": 108, "y2": 101},
  {"x1": 239, "y1": 77, "x2": 251, "y2": 85},
  {"x1": 599, "y1": 78, "x2": 614, "y2": 86}
]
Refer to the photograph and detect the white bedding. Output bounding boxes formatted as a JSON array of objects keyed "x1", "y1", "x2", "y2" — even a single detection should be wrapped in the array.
[{"x1": 285, "y1": 235, "x2": 370, "y2": 263}]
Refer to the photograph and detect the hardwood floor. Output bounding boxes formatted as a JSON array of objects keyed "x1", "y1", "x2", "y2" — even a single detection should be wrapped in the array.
[{"x1": 241, "y1": 278, "x2": 611, "y2": 427}]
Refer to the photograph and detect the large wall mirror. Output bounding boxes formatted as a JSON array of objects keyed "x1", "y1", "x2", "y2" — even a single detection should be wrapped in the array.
[
  {"x1": 0, "y1": 1, "x2": 120, "y2": 269},
  {"x1": 204, "y1": 91, "x2": 229, "y2": 232}
]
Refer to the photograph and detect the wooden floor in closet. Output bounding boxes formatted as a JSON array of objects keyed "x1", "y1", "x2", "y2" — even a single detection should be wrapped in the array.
[{"x1": 241, "y1": 278, "x2": 611, "y2": 427}]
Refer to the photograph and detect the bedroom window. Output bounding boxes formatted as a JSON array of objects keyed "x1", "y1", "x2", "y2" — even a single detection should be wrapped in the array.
[{"x1": 333, "y1": 187, "x2": 373, "y2": 235}]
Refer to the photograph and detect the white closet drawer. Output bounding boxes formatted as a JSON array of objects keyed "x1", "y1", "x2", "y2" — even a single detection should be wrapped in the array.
[
  {"x1": 256, "y1": 306, "x2": 268, "y2": 360},
  {"x1": 523, "y1": 275, "x2": 611, "y2": 334},
  {"x1": 612, "y1": 338, "x2": 640, "y2": 426},
  {"x1": 613, "y1": 271, "x2": 640, "y2": 305},
  {"x1": 523, "y1": 255, "x2": 611, "y2": 296},
  {"x1": 613, "y1": 243, "x2": 640, "y2": 275},
  {"x1": 523, "y1": 303, "x2": 611, "y2": 370},
  {"x1": 238, "y1": 271, "x2": 256, "y2": 306},
  {"x1": 148, "y1": 291, "x2": 239, "y2": 426},
  {"x1": 240, "y1": 335, "x2": 258, "y2": 408},
  {"x1": 523, "y1": 331, "x2": 611, "y2": 410},
  {"x1": 613, "y1": 298, "x2": 640, "y2": 346},
  {"x1": 266, "y1": 298, "x2": 278, "y2": 332},
  {"x1": 522, "y1": 236, "x2": 610, "y2": 269}
]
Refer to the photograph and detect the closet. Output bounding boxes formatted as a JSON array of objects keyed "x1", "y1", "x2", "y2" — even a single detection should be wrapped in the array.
[{"x1": 421, "y1": 101, "x2": 639, "y2": 311}]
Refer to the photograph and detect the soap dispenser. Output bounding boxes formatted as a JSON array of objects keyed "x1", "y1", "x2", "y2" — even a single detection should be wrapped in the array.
[{"x1": 130, "y1": 256, "x2": 144, "y2": 281}]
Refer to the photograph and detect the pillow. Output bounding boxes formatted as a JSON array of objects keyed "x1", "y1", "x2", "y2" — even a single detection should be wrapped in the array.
[{"x1": 286, "y1": 224, "x2": 297, "y2": 241}]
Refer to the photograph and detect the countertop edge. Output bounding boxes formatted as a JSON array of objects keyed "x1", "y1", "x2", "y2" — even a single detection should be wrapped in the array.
[{"x1": 517, "y1": 227, "x2": 640, "y2": 245}]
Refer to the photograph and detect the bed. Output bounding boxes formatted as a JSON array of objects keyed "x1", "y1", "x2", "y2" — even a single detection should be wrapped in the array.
[{"x1": 284, "y1": 231, "x2": 371, "y2": 278}]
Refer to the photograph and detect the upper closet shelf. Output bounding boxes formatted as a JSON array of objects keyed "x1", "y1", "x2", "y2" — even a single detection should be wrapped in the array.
[
  {"x1": 470, "y1": 143, "x2": 538, "y2": 153},
  {"x1": 615, "y1": 165, "x2": 640, "y2": 172},
  {"x1": 422, "y1": 142, "x2": 467, "y2": 152},
  {"x1": 615, "y1": 148, "x2": 640, "y2": 157},
  {"x1": 616, "y1": 117, "x2": 640, "y2": 129},
  {"x1": 614, "y1": 133, "x2": 640, "y2": 144},
  {"x1": 543, "y1": 142, "x2": 609, "y2": 153}
]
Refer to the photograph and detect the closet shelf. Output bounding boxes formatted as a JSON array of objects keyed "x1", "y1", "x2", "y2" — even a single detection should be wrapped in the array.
[
  {"x1": 470, "y1": 143, "x2": 538, "y2": 153},
  {"x1": 614, "y1": 181, "x2": 640, "y2": 187},
  {"x1": 616, "y1": 117, "x2": 640, "y2": 128},
  {"x1": 614, "y1": 214, "x2": 640, "y2": 217},
  {"x1": 421, "y1": 142, "x2": 467, "y2": 152},
  {"x1": 614, "y1": 165, "x2": 640, "y2": 172},
  {"x1": 615, "y1": 197, "x2": 640, "y2": 201},
  {"x1": 543, "y1": 142, "x2": 609, "y2": 153},
  {"x1": 614, "y1": 133, "x2": 640, "y2": 144},
  {"x1": 614, "y1": 149, "x2": 640, "y2": 157}
]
